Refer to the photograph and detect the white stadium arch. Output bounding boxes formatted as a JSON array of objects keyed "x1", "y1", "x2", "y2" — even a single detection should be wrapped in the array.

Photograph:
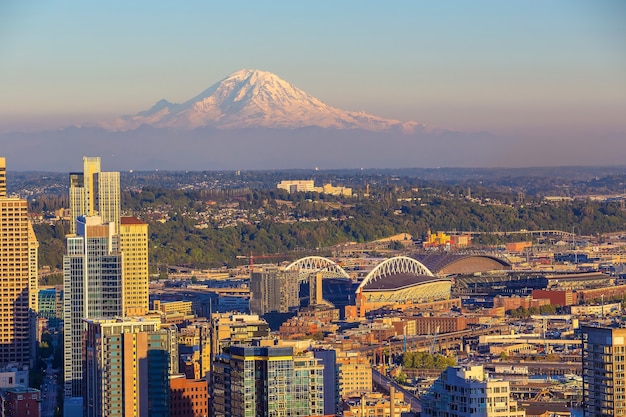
[
  {"x1": 356, "y1": 256, "x2": 434, "y2": 292},
  {"x1": 285, "y1": 256, "x2": 350, "y2": 283}
]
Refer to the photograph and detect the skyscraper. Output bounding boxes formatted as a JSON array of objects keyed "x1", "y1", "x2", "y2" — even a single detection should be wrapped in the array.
[
  {"x1": 63, "y1": 216, "x2": 123, "y2": 398},
  {"x1": 69, "y1": 157, "x2": 120, "y2": 234},
  {"x1": 212, "y1": 342, "x2": 325, "y2": 417},
  {"x1": 82, "y1": 157, "x2": 100, "y2": 218},
  {"x1": 94, "y1": 171, "x2": 120, "y2": 231},
  {"x1": 0, "y1": 157, "x2": 38, "y2": 369},
  {"x1": 582, "y1": 325, "x2": 626, "y2": 417},
  {"x1": 249, "y1": 267, "x2": 299, "y2": 315},
  {"x1": 27, "y1": 222, "x2": 39, "y2": 367},
  {"x1": 119, "y1": 217, "x2": 149, "y2": 316},
  {"x1": 83, "y1": 318, "x2": 178, "y2": 417},
  {"x1": 68, "y1": 172, "x2": 86, "y2": 234}
]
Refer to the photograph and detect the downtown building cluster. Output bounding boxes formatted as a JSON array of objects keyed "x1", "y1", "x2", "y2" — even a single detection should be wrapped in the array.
[
  {"x1": 62, "y1": 157, "x2": 178, "y2": 416},
  {"x1": 59, "y1": 157, "x2": 332, "y2": 417},
  {"x1": 55, "y1": 157, "x2": 410, "y2": 417}
]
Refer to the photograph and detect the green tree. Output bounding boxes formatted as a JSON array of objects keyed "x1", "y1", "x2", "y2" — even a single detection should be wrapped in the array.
[
  {"x1": 395, "y1": 371, "x2": 407, "y2": 385},
  {"x1": 539, "y1": 304, "x2": 557, "y2": 315}
]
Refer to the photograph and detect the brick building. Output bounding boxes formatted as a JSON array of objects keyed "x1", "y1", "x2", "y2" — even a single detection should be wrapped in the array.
[
  {"x1": 0, "y1": 387, "x2": 41, "y2": 417},
  {"x1": 531, "y1": 289, "x2": 577, "y2": 307},
  {"x1": 493, "y1": 295, "x2": 550, "y2": 311},
  {"x1": 170, "y1": 375, "x2": 209, "y2": 417}
]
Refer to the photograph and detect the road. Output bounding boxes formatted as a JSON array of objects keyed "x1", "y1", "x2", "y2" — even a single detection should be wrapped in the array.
[
  {"x1": 372, "y1": 367, "x2": 422, "y2": 413},
  {"x1": 42, "y1": 330, "x2": 61, "y2": 417},
  {"x1": 41, "y1": 357, "x2": 58, "y2": 417}
]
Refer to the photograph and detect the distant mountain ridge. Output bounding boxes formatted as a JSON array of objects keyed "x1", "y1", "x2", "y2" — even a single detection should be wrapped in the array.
[
  {"x1": 3, "y1": 70, "x2": 624, "y2": 171},
  {"x1": 102, "y1": 69, "x2": 422, "y2": 132}
]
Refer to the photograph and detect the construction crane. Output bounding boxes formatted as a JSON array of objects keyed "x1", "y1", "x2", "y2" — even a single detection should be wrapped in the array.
[
  {"x1": 235, "y1": 251, "x2": 288, "y2": 269},
  {"x1": 429, "y1": 326, "x2": 440, "y2": 355}
]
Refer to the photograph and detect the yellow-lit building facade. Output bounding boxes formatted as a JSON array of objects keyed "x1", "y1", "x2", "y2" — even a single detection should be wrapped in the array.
[
  {"x1": 277, "y1": 180, "x2": 352, "y2": 196},
  {"x1": 337, "y1": 351, "x2": 372, "y2": 398},
  {"x1": 210, "y1": 313, "x2": 271, "y2": 360},
  {"x1": 343, "y1": 390, "x2": 411, "y2": 417},
  {"x1": 120, "y1": 217, "x2": 149, "y2": 316},
  {"x1": 178, "y1": 321, "x2": 211, "y2": 379},
  {"x1": 154, "y1": 300, "x2": 194, "y2": 315},
  {"x1": 83, "y1": 318, "x2": 178, "y2": 417},
  {"x1": 0, "y1": 157, "x2": 39, "y2": 368},
  {"x1": 69, "y1": 156, "x2": 120, "y2": 234}
]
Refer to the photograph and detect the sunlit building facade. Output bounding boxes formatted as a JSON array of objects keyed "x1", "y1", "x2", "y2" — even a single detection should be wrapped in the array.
[
  {"x1": 337, "y1": 351, "x2": 372, "y2": 398},
  {"x1": 212, "y1": 343, "x2": 325, "y2": 417},
  {"x1": 83, "y1": 318, "x2": 177, "y2": 417},
  {"x1": 94, "y1": 171, "x2": 120, "y2": 232},
  {"x1": 69, "y1": 156, "x2": 120, "y2": 234},
  {"x1": 119, "y1": 217, "x2": 149, "y2": 316},
  {"x1": 0, "y1": 157, "x2": 39, "y2": 369},
  {"x1": 421, "y1": 365, "x2": 524, "y2": 417},
  {"x1": 170, "y1": 374, "x2": 209, "y2": 417},
  {"x1": 210, "y1": 313, "x2": 270, "y2": 361}
]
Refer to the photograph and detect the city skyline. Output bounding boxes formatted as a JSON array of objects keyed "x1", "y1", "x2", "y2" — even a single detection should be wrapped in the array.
[
  {"x1": 0, "y1": 1, "x2": 625, "y2": 170},
  {"x1": 3, "y1": 150, "x2": 626, "y2": 415}
]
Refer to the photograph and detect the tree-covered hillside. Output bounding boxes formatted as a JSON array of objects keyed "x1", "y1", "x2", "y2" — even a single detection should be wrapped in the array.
[{"x1": 32, "y1": 183, "x2": 626, "y2": 271}]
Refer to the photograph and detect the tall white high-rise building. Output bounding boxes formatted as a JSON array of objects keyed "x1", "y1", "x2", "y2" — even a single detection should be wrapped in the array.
[
  {"x1": 69, "y1": 157, "x2": 120, "y2": 234},
  {"x1": 94, "y1": 171, "x2": 120, "y2": 230},
  {"x1": 63, "y1": 216, "x2": 123, "y2": 398}
]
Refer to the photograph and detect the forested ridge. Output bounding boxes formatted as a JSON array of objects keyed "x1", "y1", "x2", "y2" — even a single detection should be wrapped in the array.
[{"x1": 32, "y1": 184, "x2": 626, "y2": 271}]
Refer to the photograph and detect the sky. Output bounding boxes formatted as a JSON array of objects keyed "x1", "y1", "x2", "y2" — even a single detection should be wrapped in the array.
[{"x1": 0, "y1": 1, "x2": 625, "y2": 137}]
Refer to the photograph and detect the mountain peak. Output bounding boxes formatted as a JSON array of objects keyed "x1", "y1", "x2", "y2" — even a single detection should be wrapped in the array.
[
  {"x1": 102, "y1": 69, "x2": 422, "y2": 132},
  {"x1": 227, "y1": 68, "x2": 277, "y2": 80}
]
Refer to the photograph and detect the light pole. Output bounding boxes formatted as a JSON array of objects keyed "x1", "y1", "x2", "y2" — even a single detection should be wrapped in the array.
[
  {"x1": 571, "y1": 226, "x2": 578, "y2": 265},
  {"x1": 601, "y1": 294, "x2": 605, "y2": 318}
]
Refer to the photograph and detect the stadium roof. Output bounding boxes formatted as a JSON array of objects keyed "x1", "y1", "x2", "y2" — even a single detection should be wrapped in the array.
[
  {"x1": 361, "y1": 273, "x2": 449, "y2": 292},
  {"x1": 411, "y1": 252, "x2": 512, "y2": 275}
]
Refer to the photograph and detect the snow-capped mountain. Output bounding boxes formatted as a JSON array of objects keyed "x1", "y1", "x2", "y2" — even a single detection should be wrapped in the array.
[{"x1": 103, "y1": 69, "x2": 421, "y2": 132}]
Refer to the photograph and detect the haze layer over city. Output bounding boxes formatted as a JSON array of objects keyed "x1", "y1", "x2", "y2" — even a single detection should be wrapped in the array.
[{"x1": 1, "y1": 1, "x2": 625, "y2": 170}]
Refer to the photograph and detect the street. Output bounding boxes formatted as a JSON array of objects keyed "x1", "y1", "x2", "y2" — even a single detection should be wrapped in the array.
[{"x1": 372, "y1": 367, "x2": 422, "y2": 413}]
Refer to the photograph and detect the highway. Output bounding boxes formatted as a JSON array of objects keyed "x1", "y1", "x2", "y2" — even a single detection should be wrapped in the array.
[
  {"x1": 372, "y1": 367, "x2": 422, "y2": 413},
  {"x1": 352, "y1": 324, "x2": 511, "y2": 357}
]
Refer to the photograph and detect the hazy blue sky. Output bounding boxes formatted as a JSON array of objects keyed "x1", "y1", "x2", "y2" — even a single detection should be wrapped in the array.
[{"x1": 1, "y1": 0, "x2": 625, "y2": 135}]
